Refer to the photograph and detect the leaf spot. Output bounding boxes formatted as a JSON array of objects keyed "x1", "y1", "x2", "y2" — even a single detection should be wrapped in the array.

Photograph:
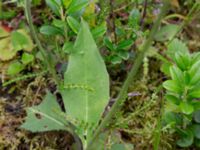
[{"x1": 35, "y1": 113, "x2": 42, "y2": 119}]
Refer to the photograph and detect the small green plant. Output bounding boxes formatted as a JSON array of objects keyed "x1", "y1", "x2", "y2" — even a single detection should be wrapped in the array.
[
  {"x1": 0, "y1": 26, "x2": 35, "y2": 76},
  {"x1": 162, "y1": 38, "x2": 200, "y2": 148},
  {"x1": 104, "y1": 37, "x2": 134, "y2": 64}
]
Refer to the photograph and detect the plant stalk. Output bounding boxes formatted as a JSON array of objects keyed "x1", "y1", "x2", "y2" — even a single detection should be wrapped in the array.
[
  {"x1": 87, "y1": 1, "x2": 170, "y2": 149},
  {"x1": 168, "y1": 2, "x2": 200, "y2": 44},
  {"x1": 24, "y1": 0, "x2": 60, "y2": 85}
]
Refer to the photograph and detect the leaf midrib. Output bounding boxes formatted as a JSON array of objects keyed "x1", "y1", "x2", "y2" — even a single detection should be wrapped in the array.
[{"x1": 29, "y1": 108, "x2": 65, "y2": 127}]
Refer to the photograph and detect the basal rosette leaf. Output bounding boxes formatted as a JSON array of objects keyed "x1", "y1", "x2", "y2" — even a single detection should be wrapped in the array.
[
  {"x1": 21, "y1": 92, "x2": 69, "y2": 132},
  {"x1": 61, "y1": 20, "x2": 110, "y2": 147}
]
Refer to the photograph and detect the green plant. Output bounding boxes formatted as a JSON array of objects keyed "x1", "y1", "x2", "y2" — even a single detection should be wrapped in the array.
[
  {"x1": 21, "y1": 18, "x2": 109, "y2": 148},
  {"x1": 0, "y1": 26, "x2": 35, "y2": 77},
  {"x1": 162, "y1": 38, "x2": 200, "y2": 148},
  {"x1": 104, "y1": 37, "x2": 134, "y2": 64},
  {"x1": 21, "y1": 0, "x2": 170, "y2": 149}
]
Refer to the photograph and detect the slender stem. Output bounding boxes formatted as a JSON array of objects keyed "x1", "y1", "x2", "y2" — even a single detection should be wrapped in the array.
[
  {"x1": 87, "y1": 1, "x2": 170, "y2": 149},
  {"x1": 140, "y1": 0, "x2": 148, "y2": 29},
  {"x1": 24, "y1": 0, "x2": 60, "y2": 85},
  {"x1": 168, "y1": 2, "x2": 200, "y2": 44},
  {"x1": 60, "y1": 7, "x2": 68, "y2": 40},
  {"x1": 164, "y1": 13, "x2": 186, "y2": 20},
  {"x1": 110, "y1": 0, "x2": 117, "y2": 43}
]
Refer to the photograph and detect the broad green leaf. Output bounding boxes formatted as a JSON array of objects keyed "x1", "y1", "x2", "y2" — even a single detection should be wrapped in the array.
[
  {"x1": 63, "y1": 0, "x2": 72, "y2": 8},
  {"x1": 184, "y1": 71, "x2": 190, "y2": 85},
  {"x1": 192, "y1": 124, "x2": 200, "y2": 139},
  {"x1": 21, "y1": 52, "x2": 34, "y2": 65},
  {"x1": 89, "y1": 132, "x2": 109, "y2": 150},
  {"x1": 154, "y1": 24, "x2": 179, "y2": 42},
  {"x1": 0, "y1": 37, "x2": 17, "y2": 61},
  {"x1": 174, "y1": 52, "x2": 191, "y2": 71},
  {"x1": 0, "y1": 29, "x2": 33, "y2": 61},
  {"x1": 52, "y1": 19, "x2": 65, "y2": 28},
  {"x1": 11, "y1": 29, "x2": 34, "y2": 52},
  {"x1": 32, "y1": 0, "x2": 42, "y2": 5},
  {"x1": 67, "y1": 16, "x2": 80, "y2": 34},
  {"x1": 104, "y1": 37, "x2": 115, "y2": 51},
  {"x1": 128, "y1": 8, "x2": 140, "y2": 28},
  {"x1": 7, "y1": 61, "x2": 24, "y2": 75},
  {"x1": 189, "y1": 60, "x2": 200, "y2": 85},
  {"x1": 165, "y1": 100, "x2": 179, "y2": 112},
  {"x1": 110, "y1": 55, "x2": 122, "y2": 64},
  {"x1": 83, "y1": 1, "x2": 96, "y2": 26},
  {"x1": 195, "y1": 139, "x2": 200, "y2": 147},
  {"x1": 160, "y1": 63, "x2": 172, "y2": 76},
  {"x1": 45, "y1": 0, "x2": 60, "y2": 16},
  {"x1": 179, "y1": 102, "x2": 194, "y2": 115},
  {"x1": 61, "y1": 20, "x2": 109, "y2": 146},
  {"x1": 40, "y1": 25, "x2": 63, "y2": 35},
  {"x1": 176, "y1": 129, "x2": 194, "y2": 147},
  {"x1": 194, "y1": 111, "x2": 200, "y2": 123},
  {"x1": 0, "y1": 10, "x2": 16, "y2": 20},
  {"x1": 165, "y1": 94, "x2": 180, "y2": 105},
  {"x1": 21, "y1": 92, "x2": 69, "y2": 132},
  {"x1": 91, "y1": 23, "x2": 107, "y2": 39},
  {"x1": 163, "y1": 112, "x2": 182, "y2": 125},
  {"x1": 111, "y1": 144, "x2": 133, "y2": 150},
  {"x1": 62, "y1": 42, "x2": 74, "y2": 53},
  {"x1": 191, "y1": 52, "x2": 200, "y2": 65},
  {"x1": 83, "y1": 1, "x2": 95, "y2": 17},
  {"x1": 191, "y1": 101, "x2": 200, "y2": 111},
  {"x1": 117, "y1": 51, "x2": 129, "y2": 60},
  {"x1": 169, "y1": 66, "x2": 184, "y2": 85},
  {"x1": 117, "y1": 39, "x2": 133, "y2": 50},
  {"x1": 163, "y1": 80, "x2": 183, "y2": 93},
  {"x1": 167, "y1": 39, "x2": 188, "y2": 59},
  {"x1": 116, "y1": 27, "x2": 125, "y2": 36},
  {"x1": 67, "y1": 0, "x2": 88, "y2": 14},
  {"x1": 188, "y1": 86, "x2": 200, "y2": 98}
]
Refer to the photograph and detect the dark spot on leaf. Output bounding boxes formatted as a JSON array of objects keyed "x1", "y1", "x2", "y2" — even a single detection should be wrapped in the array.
[
  {"x1": 44, "y1": 125, "x2": 48, "y2": 128},
  {"x1": 35, "y1": 113, "x2": 42, "y2": 119},
  {"x1": 56, "y1": 92, "x2": 66, "y2": 112}
]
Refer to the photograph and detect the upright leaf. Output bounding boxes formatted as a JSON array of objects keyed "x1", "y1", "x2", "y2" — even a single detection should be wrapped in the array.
[
  {"x1": 67, "y1": 0, "x2": 88, "y2": 14},
  {"x1": 45, "y1": 0, "x2": 60, "y2": 16},
  {"x1": 163, "y1": 80, "x2": 183, "y2": 94},
  {"x1": 169, "y1": 66, "x2": 184, "y2": 85},
  {"x1": 154, "y1": 24, "x2": 179, "y2": 42},
  {"x1": 166, "y1": 38, "x2": 189, "y2": 60},
  {"x1": 67, "y1": 16, "x2": 80, "y2": 34},
  {"x1": 61, "y1": 20, "x2": 109, "y2": 146}
]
